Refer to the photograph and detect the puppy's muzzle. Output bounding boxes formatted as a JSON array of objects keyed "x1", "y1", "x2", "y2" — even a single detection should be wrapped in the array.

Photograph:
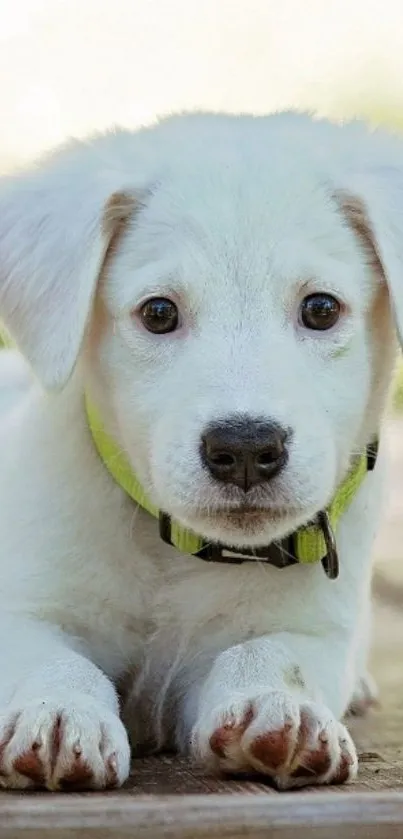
[{"x1": 201, "y1": 417, "x2": 289, "y2": 491}]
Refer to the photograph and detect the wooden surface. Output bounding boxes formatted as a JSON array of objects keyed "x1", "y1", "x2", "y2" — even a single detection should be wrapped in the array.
[
  {"x1": 1, "y1": 418, "x2": 403, "y2": 837},
  {"x1": 1, "y1": 601, "x2": 402, "y2": 839}
]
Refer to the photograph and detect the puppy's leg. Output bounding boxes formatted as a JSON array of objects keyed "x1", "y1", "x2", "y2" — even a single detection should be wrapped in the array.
[
  {"x1": 346, "y1": 598, "x2": 379, "y2": 716},
  {"x1": 0, "y1": 618, "x2": 130, "y2": 790},
  {"x1": 347, "y1": 672, "x2": 379, "y2": 716},
  {"x1": 183, "y1": 634, "x2": 357, "y2": 789}
]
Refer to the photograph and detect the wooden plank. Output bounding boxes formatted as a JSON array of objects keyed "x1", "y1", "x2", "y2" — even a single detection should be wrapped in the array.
[{"x1": 1, "y1": 792, "x2": 403, "y2": 839}]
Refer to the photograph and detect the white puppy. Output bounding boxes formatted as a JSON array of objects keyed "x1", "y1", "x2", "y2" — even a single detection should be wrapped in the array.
[{"x1": 0, "y1": 112, "x2": 400, "y2": 791}]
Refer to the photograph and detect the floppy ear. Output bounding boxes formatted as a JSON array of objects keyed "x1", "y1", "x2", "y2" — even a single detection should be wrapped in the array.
[
  {"x1": 336, "y1": 162, "x2": 403, "y2": 347},
  {"x1": 0, "y1": 141, "x2": 135, "y2": 390}
]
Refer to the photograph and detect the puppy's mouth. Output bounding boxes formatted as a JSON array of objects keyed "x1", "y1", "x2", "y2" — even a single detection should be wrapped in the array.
[{"x1": 203, "y1": 503, "x2": 301, "y2": 533}]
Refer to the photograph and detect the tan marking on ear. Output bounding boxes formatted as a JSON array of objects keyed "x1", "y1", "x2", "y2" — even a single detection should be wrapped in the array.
[
  {"x1": 99, "y1": 191, "x2": 137, "y2": 285},
  {"x1": 85, "y1": 193, "x2": 136, "y2": 365},
  {"x1": 336, "y1": 190, "x2": 394, "y2": 347},
  {"x1": 103, "y1": 191, "x2": 136, "y2": 238},
  {"x1": 86, "y1": 294, "x2": 109, "y2": 362},
  {"x1": 336, "y1": 191, "x2": 385, "y2": 281},
  {"x1": 337, "y1": 190, "x2": 397, "y2": 431}
]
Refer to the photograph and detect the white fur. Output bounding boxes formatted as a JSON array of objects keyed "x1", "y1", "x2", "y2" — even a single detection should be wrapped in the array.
[{"x1": 0, "y1": 111, "x2": 400, "y2": 790}]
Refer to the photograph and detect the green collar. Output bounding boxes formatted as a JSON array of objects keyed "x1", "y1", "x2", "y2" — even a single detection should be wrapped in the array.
[{"x1": 86, "y1": 398, "x2": 377, "y2": 580}]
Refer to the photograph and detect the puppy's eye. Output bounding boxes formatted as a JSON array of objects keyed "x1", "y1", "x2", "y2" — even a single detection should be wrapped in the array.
[
  {"x1": 299, "y1": 293, "x2": 341, "y2": 331},
  {"x1": 139, "y1": 297, "x2": 179, "y2": 334}
]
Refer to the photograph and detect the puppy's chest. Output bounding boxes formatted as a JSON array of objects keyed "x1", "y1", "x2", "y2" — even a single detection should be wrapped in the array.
[{"x1": 148, "y1": 559, "x2": 328, "y2": 657}]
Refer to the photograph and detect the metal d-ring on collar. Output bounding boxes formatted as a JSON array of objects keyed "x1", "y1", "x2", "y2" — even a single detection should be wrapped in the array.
[
  {"x1": 159, "y1": 440, "x2": 379, "y2": 581},
  {"x1": 316, "y1": 510, "x2": 338, "y2": 580}
]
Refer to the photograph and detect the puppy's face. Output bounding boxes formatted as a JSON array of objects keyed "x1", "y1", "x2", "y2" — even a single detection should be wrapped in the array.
[
  {"x1": 0, "y1": 113, "x2": 399, "y2": 549},
  {"x1": 91, "y1": 126, "x2": 395, "y2": 547}
]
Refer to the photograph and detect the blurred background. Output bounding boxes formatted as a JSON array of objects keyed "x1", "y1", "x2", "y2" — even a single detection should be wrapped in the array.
[
  {"x1": 2, "y1": 0, "x2": 403, "y2": 170},
  {"x1": 1, "y1": 0, "x2": 402, "y2": 678}
]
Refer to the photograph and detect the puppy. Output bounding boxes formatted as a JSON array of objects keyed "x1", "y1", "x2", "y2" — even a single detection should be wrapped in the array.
[{"x1": 0, "y1": 111, "x2": 400, "y2": 791}]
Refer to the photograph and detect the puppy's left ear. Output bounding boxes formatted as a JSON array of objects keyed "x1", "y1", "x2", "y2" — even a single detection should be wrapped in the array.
[{"x1": 336, "y1": 162, "x2": 403, "y2": 346}]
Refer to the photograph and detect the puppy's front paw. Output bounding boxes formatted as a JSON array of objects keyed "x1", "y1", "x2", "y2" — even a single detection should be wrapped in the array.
[
  {"x1": 0, "y1": 694, "x2": 131, "y2": 790},
  {"x1": 191, "y1": 691, "x2": 357, "y2": 789}
]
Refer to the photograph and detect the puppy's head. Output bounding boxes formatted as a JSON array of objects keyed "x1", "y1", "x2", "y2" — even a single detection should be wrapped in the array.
[{"x1": 0, "y1": 113, "x2": 401, "y2": 548}]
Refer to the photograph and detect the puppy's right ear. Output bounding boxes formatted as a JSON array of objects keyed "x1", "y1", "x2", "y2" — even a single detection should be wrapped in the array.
[
  {"x1": 336, "y1": 157, "x2": 403, "y2": 351},
  {"x1": 0, "y1": 139, "x2": 137, "y2": 390}
]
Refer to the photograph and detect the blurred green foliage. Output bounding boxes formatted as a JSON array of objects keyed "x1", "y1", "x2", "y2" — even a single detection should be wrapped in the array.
[{"x1": 392, "y1": 361, "x2": 403, "y2": 412}]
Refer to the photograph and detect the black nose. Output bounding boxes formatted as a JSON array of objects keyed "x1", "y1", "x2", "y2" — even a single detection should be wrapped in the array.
[{"x1": 201, "y1": 417, "x2": 289, "y2": 491}]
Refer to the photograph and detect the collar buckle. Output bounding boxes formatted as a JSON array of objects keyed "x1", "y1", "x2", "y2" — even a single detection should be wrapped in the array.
[
  {"x1": 317, "y1": 510, "x2": 339, "y2": 580},
  {"x1": 159, "y1": 510, "x2": 339, "y2": 578},
  {"x1": 195, "y1": 538, "x2": 299, "y2": 567}
]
